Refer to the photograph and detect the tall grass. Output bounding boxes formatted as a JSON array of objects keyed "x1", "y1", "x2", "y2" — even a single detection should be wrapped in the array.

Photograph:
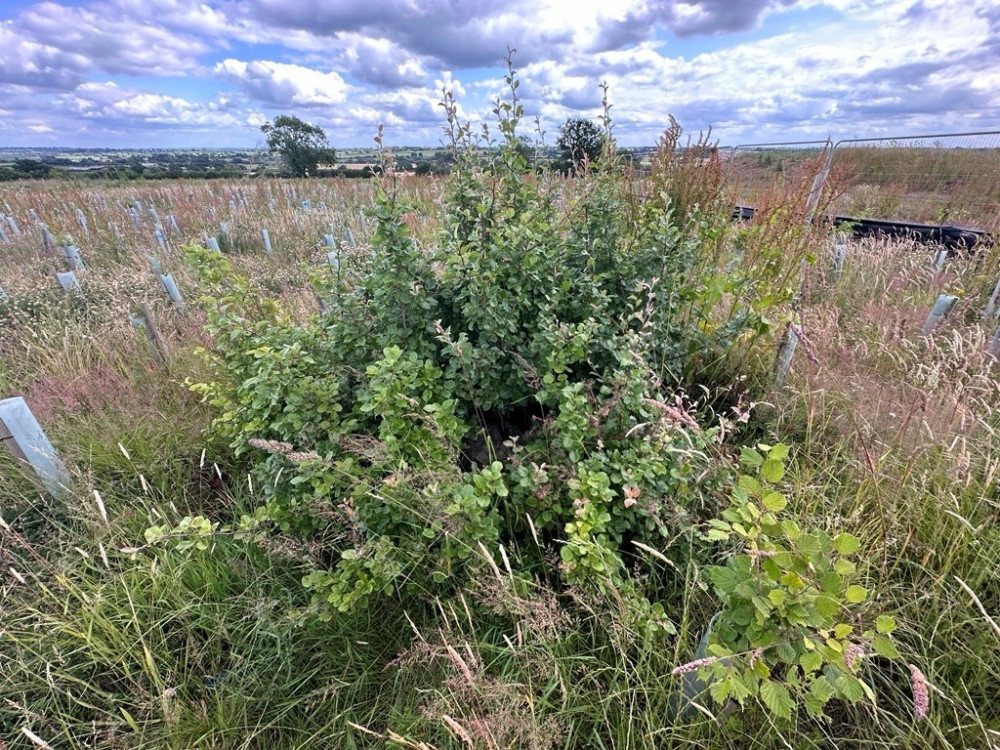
[
  {"x1": 1, "y1": 157, "x2": 999, "y2": 749},
  {"x1": 728, "y1": 139, "x2": 1000, "y2": 230}
]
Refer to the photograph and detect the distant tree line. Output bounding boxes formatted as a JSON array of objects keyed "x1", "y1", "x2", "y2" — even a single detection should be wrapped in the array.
[
  {"x1": 0, "y1": 152, "x2": 262, "y2": 182},
  {"x1": 0, "y1": 159, "x2": 53, "y2": 181},
  {"x1": 2, "y1": 115, "x2": 652, "y2": 183}
]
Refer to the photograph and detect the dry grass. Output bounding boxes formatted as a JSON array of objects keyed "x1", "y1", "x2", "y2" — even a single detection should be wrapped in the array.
[
  {"x1": 3, "y1": 161, "x2": 1000, "y2": 748},
  {"x1": 727, "y1": 139, "x2": 1000, "y2": 231}
]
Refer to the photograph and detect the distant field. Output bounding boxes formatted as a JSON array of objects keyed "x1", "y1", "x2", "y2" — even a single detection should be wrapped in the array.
[{"x1": 727, "y1": 140, "x2": 1000, "y2": 231}]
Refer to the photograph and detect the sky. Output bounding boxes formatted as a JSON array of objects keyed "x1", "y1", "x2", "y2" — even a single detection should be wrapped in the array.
[{"x1": 0, "y1": 0, "x2": 998, "y2": 149}]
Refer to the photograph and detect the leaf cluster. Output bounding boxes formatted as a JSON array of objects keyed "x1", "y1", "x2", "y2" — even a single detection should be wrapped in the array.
[
  {"x1": 261, "y1": 114, "x2": 336, "y2": 177},
  {"x1": 699, "y1": 444, "x2": 900, "y2": 721}
]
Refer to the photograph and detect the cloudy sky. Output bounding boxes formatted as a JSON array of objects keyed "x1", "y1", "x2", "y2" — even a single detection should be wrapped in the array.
[{"x1": 1, "y1": 0, "x2": 998, "y2": 149}]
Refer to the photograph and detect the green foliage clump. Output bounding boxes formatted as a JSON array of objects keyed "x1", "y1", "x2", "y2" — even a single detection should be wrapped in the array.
[
  {"x1": 698, "y1": 444, "x2": 901, "y2": 720},
  {"x1": 261, "y1": 114, "x2": 336, "y2": 177},
  {"x1": 183, "y1": 63, "x2": 791, "y2": 631},
  {"x1": 554, "y1": 117, "x2": 605, "y2": 174}
]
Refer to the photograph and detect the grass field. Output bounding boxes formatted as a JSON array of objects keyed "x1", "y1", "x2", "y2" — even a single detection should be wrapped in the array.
[
  {"x1": 2, "y1": 126, "x2": 1000, "y2": 750},
  {"x1": 728, "y1": 137, "x2": 1000, "y2": 231}
]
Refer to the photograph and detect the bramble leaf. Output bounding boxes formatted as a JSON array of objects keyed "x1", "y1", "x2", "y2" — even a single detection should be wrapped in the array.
[
  {"x1": 762, "y1": 491, "x2": 788, "y2": 513},
  {"x1": 872, "y1": 635, "x2": 900, "y2": 659},
  {"x1": 875, "y1": 615, "x2": 896, "y2": 634},
  {"x1": 833, "y1": 533, "x2": 860, "y2": 556}
]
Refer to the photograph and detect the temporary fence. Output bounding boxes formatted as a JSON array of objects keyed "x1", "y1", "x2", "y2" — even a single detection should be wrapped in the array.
[
  {"x1": 827, "y1": 131, "x2": 1000, "y2": 232},
  {"x1": 728, "y1": 130, "x2": 1000, "y2": 232}
]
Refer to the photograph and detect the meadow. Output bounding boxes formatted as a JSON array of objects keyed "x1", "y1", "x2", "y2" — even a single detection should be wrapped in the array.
[
  {"x1": 728, "y1": 136, "x2": 1000, "y2": 231},
  {"x1": 1, "y1": 107, "x2": 1000, "y2": 750}
]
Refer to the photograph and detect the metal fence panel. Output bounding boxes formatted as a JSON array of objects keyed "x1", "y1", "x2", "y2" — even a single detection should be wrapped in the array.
[
  {"x1": 829, "y1": 131, "x2": 1000, "y2": 231},
  {"x1": 726, "y1": 140, "x2": 832, "y2": 211}
]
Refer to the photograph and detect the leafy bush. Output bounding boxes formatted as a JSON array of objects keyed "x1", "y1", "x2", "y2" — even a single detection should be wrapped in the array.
[
  {"x1": 696, "y1": 444, "x2": 901, "y2": 720},
  {"x1": 183, "y1": 62, "x2": 791, "y2": 630}
]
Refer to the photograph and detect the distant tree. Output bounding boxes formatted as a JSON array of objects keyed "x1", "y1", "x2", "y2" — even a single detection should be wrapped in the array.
[
  {"x1": 554, "y1": 118, "x2": 604, "y2": 174},
  {"x1": 12, "y1": 159, "x2": 52, "y2": 179},
  {"x1": 261, "y1": 115, "x2": 336, "y2": 178}
]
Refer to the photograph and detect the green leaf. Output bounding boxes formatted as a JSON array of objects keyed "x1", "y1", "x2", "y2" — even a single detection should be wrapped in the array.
[
  {"x1": 709, "y1": 565, "x2": 741, "y2": 593},
  {"x1": 871, "y1": 635, "x2": 900, "y2": 659},
  {"x1": 768, "y1": 444, "x2": 790, "y2": 461},
  {"x1": 803, "y1": 694, "x2": 827, "y2": 718},
  {"x1": 729, "y1": 674, "x2": 753, "y2": 704},
  {"x1": 780, "y1": 571, "x2": 805, "y2": 590},
  {"x1": 730, "y1": 603, "x2": 753, "y2": 627},
  {"x1": 844, "y1": 585, "x2": 868, "y2": 604},
  {"x1": 835, "y1": 673, "x2": 865, "y2": 702},
  {"x1": 751, "y1": 658, "x2": 771, "y2": 678},
  {"x1": 760, "y1": 459, "x2": 785, "y2": 483},
  {"x1": 710, "y1": 678, "x2": 732, "y2": 705},
  {"x1": 119, "y1": 707, "x2": 140, "y2": 732},
  {"x1": 762, "y1": 491, "x2": 788, "y2": 513},
  {"x1": 799, "y1": 651, "x2": 823, "y2": 673},
  {"x1": 859, "y1": 678, "x2": 877, "y2": 705},
  {"x1": 740, "y1": 447, "x2": 764, "y2": 468},
  {"x1": 760, "y1": 679, "x2": 794, "y2": 720},
  {"x1": 781, "y1": 519, "x2": 801, "y2": 540},
  {"x1": 775, "y1": 642, "x2": 796, "y2": 664},
  {"x1": 833, "y1": 533, "x2": 861, "y2": 556},
  {"x1": 810, "y1": 675, "x2": 836, "y2": 704},
  {"x1": 813, "y1": 596, "x2": 840, "y2": 619},
  {"x1": 819, "y1": 571, "x2": 843, "y2": 595},
  {"x1": 875, "y1": 615, "x2": 896, "y2": 634},
  {"x1": 834, "y1": 558, "x2": 856, "y2": 576},
  {"x1": 797, "y1": 533, "x2": 823, "y2": 557}
]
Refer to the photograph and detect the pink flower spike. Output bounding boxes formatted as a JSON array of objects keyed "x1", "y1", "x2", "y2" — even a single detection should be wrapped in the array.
[
  {"x1": 909, "y1": 664, "x2": 929, "y2": 720},
  {"x1": 671, "y1": 656, "x2": 718, "y2": 676}
]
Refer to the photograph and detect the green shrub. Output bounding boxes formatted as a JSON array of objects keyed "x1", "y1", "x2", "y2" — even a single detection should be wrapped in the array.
[
  {"x1": 697, "y1": 444, "x2": 901, "y2": 721},
  {"x1": 180, "y1": 62, "x2": 789, "y2": 629}
]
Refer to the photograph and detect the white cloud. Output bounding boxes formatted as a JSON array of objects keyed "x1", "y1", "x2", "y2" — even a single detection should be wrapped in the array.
[
  {"x1": 215, "y1": 59, "x2": 352, "y2": 106},
  {"x1": 0, "y1": 22, "x2": 91, "y2": 89},
  {"x1": 56, "y1": 80, "x2": 254, "y2": 131},
  {"x1": 338, "y1": 35, "x2": 429, "y2": 88},
  {"x1": 0, "y1": 0, "x2": 997, "y2": 146},
  {"x1": 14, "y1": 1, "x2": 207, "y2": 77}
]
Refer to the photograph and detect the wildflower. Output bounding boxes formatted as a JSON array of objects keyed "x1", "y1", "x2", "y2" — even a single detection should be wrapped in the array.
[
  {"x1": 910, "y1": 664, "x2": 929, "y2": 720},
  {"x1": 442, "y1": 715, "x2": 474, "y2": 747},
  {"x1": 286, "y1": 450, "x2": 321, "y2": 463},
  {"x1": 671, "y1": 656, "x2": 718, "y2": 675},
  {"x1": 844, "y1": 643, "x2": 865, "y2": 673},
  {"x1": 623, "y1": 485, "x2": 640, "y2": 508}
]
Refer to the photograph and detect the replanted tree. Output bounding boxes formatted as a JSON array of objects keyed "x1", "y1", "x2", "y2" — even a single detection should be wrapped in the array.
[
  {"x1": 171, "y1": 58, "x2": 905, "y2": 726},
  {"x1": 261, "y1": 115, "x2": 336, "y2": 177}
]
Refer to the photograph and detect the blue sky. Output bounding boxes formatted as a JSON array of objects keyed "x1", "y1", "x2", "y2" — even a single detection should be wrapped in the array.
[{"x1": 1, "y1": 0, "x2": 997, "y2": 148}]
